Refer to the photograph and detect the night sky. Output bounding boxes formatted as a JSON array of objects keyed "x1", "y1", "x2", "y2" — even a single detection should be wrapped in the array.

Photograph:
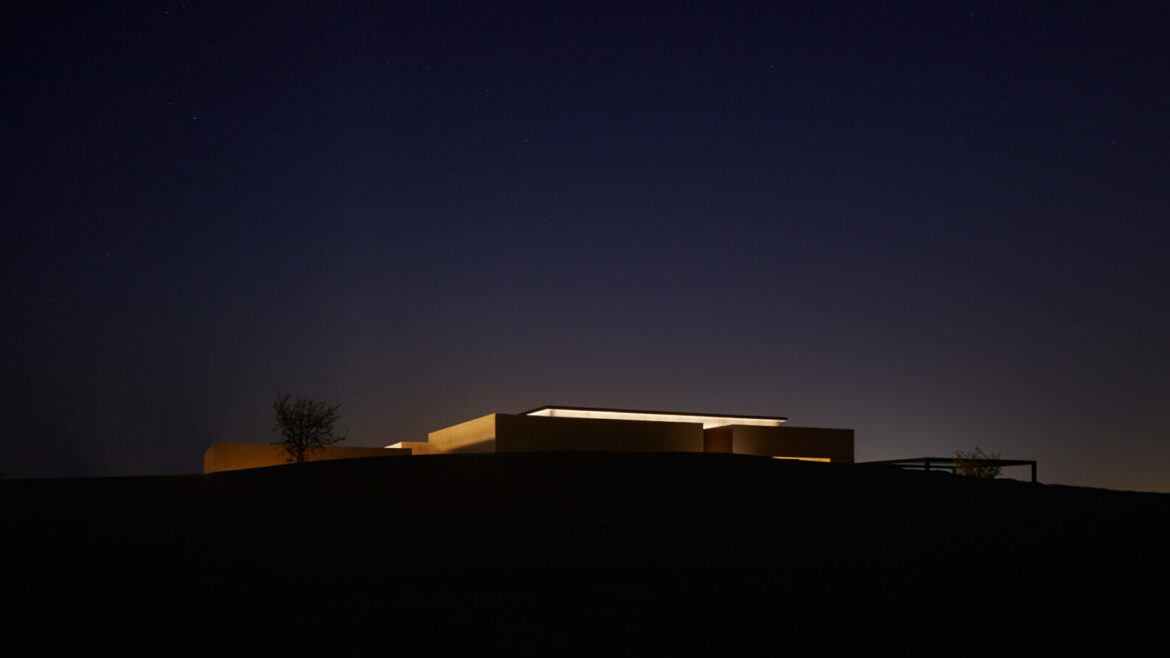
[{"x1": 3, "y1": 2, "x2": 1168, "y2": 491}]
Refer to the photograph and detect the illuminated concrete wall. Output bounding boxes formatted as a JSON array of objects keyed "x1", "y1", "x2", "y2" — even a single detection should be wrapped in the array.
[
  {"x1": 426, "y1": 413, "x2": 705, "y2": 454},
  {"x1": 203, "y1": 443, "x2": 411, "y2": 473},
  {"x1": 427, "y1": 414, "x2": 500, "y2": 453},
  {"x1": 703, "y1": 426, "x2": 854, "y2": 463}
]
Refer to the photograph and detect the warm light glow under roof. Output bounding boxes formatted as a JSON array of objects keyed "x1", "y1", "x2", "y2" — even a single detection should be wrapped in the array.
[{"x1": 525, "y1": 407, "x2": 786, "y2": 429}]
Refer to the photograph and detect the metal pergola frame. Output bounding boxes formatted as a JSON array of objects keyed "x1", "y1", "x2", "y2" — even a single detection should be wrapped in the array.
[{"x1": 861, "y1": 457, "x2": 1037, "y2": 483}]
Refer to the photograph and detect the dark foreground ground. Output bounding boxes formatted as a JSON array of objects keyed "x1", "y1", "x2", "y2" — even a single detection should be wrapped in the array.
[{"x1": 4, "y1": 453, "x2": 1167, "y2": 655}]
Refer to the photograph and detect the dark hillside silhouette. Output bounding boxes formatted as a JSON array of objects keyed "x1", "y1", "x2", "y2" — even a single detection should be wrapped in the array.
[{"x1": 3, "y1": 453, "x2": 1166, "y2": 653}]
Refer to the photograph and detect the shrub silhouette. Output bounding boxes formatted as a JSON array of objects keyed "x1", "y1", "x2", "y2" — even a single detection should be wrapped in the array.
[{"x1": 954, "y1": 446, "x2": 1001, "y2": 478}]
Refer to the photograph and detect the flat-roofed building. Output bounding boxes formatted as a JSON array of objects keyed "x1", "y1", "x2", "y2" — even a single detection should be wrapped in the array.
[
  {"x1": 206, "y1": 406, "x2": 852, "y2": 472},
  {"x1": 393, "y1": 406, "x2": 853, "y2": 463}
]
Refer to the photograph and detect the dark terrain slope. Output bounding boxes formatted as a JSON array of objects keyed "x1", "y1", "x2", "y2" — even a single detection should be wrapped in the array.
[{"x1": 4, "y1": 452, "x2": 1166, "y2": 654}]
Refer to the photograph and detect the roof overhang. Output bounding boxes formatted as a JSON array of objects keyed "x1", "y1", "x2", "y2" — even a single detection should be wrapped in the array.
[{"x1": 523, "y1": 405, "x2": 787, "y2": 429}]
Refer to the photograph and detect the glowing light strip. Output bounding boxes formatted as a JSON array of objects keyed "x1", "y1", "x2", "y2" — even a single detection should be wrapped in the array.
[
  {"x1": 772, "y1": 456, "x2": 831, "y2": 463},
  {"x1": 526, "y1": 408, "x2": 785, "y2": 429}
]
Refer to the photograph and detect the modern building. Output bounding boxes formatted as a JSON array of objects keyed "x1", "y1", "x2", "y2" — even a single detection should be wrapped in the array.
[
  {"x1": 204, "y1": 405, "x2": 853, "y2": 473},
  {"x1": 391, "y1": 405, "x2": 854, "y2": 463}
]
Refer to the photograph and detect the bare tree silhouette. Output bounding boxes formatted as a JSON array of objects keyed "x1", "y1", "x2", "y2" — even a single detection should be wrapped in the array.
[{"x1": 271, "y1": 392, "x2": 347, "y2": 463}]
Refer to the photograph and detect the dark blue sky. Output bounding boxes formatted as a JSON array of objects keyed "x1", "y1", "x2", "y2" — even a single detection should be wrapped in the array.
[{"x1": 3, "y1": 2, "x2": 1168, "y2": 491}]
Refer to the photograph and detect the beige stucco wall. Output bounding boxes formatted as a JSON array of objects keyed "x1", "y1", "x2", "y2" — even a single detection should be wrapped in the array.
[
  {"x1": 495, "y1": 414, "x2": 704, "y2": 453},
  {"x1": 703, "y1": 426, "x2": 735, "y2": 453},
  {"x1": 713, "y1": 426, "x2": 854, "y2": 463},
  {"x1": 426, "y1": 413, "x2": 705, "y2": 454},
  {"x1": 203, "y1": 444, "x2": 411, "y2": 473},
  {"x1": 426, "y1": 414, "x2": 500, "y2": 453}
]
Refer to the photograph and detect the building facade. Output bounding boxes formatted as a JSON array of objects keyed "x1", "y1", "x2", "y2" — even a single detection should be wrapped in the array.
[
  {"x1": 205, "y1": 405, "x2": 853, "y2": 473},
  {"x1": 394, "y1": 406, "x2": 854, "y2": 463}
]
